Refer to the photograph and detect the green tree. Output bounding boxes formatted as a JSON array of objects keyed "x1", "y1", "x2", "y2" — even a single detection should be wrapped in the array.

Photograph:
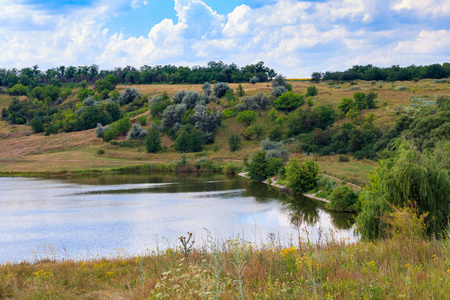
[
  {"x1": 175, "y1": 129, "x2": 191, "y2": 152},
  {"x1": 327, "y1": 186, "x2": 358, "y2": 212},
  {"x1": 189, "y1": 129, "x2": 205, "y2": 152},
  {"x1": 286, "y1": 158, "x2": 319, "y2": 194},
  {"x1": 356, "y1": 139, "x2": 450, "y2": 240},
  {"x1": 228, "y1": 133, "x2": 242, "y2": 152},
  {"x1": 337, "y1": 97, "x2": 355, "y2": 116},
  {"x1": 145, "y1": 127, "x2": 162, "y2": 153},
  {"x1": 236, "y1": 84, "x2": 245, "y2": 97},
  {"x1": 248, "y1": 150, "x2": 269, "y2": 181},
  {"x1": 236, "y1": 110, "x2": 257, "y2": 126}
]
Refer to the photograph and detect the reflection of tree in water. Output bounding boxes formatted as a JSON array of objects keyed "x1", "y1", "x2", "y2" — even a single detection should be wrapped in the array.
[
  {"x1": 241, "y1": 181, "x2": 284, "y2": 203},
  {"x1": 284, "y1": 195, "x2": 321, "y2": 226},
  {"x1": 328, "y1": 211, "x2": 356, "y2": 230}
]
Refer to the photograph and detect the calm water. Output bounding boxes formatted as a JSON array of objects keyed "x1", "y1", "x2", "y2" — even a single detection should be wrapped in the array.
[{"x1": 0, "y1": 173, "x2": 356, "y2": 263}]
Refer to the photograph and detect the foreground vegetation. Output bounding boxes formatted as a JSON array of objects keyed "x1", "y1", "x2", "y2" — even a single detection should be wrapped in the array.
[{"x1": 1, "y1": 212, "x2": 449, "y2": 299}]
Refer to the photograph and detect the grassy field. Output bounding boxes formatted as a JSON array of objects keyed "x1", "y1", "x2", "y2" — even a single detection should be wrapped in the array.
[
  {"x1": 1, "y1": 215, "x2": 449, "y2": 299},
  {"x1": 0, "y1": 79, "x2": 449, "y2": 184}
]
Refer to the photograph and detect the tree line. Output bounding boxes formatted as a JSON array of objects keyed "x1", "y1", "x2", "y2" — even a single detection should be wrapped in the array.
[
  {"x1": 0, "y1": 61, "x2": 276, "y2": 88},
  {"x1": 313, "y1": 63, "x2": 450, "y2": 82}
]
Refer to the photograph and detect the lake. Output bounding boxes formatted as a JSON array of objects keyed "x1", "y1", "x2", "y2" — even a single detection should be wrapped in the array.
[{"x1": 0, "y1": 173, "x2": 356, "y2": 263}]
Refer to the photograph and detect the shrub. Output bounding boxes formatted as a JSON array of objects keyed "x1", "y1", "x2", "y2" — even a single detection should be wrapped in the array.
[
  {"x1": 241, "y1": 126, "x2": 256, "y2": 140},
  {"x1": 261, "y1": 138, "x2": 290, "y2": 161},
  {"x1": 286, "y1": 158, "x2": 319, "y2": 194},
  {"x1": 306, "y1": 85, "x2": 318, "y2": 97},
  {"x1": 171, "y1": 90, "x2": 185, "y2": 104},
  {"x1": 79, "y1": 106, "x2": 112, "y2": 130},
  {"x1": 274, "y1": 92, "x2": 304, "y2": 111},
  {"x1": 236, "y1": 84, "x2": 245, "y2": 97},
  {"x1": 272, "y1": 74, "x2": 286, "y2": 87},
  {"x1": 115, "y1": 117, "x2": 132, "y2": 135},
  {"x1": 267, "y1": 157, "x2": 285, "y2": 177},
  {"x1": 228, "y1": 133, "x2": 242, "y2": 152},
  {"x1": 161, "y1": 104, "x2": 186, "y2": 134},
  {"x1": 182, "y1": 91, "x2": 200, "y2": 109},
  {"x1": 174, "y1": 129, "x2": 191, "y2": 152},
  {"x1": 306, "y1": 97, "x2": 314, "y2": 107},
  {"x1": 136, "y1": 115, "x2": 147, "y2": 126},
  {"x1": 77, "y1": 88, "x2": 95, "y2": 101},
  {"x1": 236, "y1": 110, "x2": 257, "y2": 126},
  {"x1": 145, "y1": 127, "x2": 162, "y2": 153},
  {"x1": 249, "y1": 76, "x2": 259, "y2": 84},
  {"x1": 213, "y1": 82, "x2": 232, "y2": 98},
  {"x1": 394, "y1": 86, "x2": 407, "y2": 91},
  {"x1": 95, "y1": 123, "x2": 105, "y2": 138},
  {"x1": 338, "y1": 155, "x2": 350, "y2": 162},
  {"x1": 269, "y1": 125, "x2": 284, "y2": 141},
  {"x1": 119, "y1": 87, "x2": 139, "y2": 106},
  {"x1": 97, "y1": 149, "x2": 105, "y2": 155},
  {"x1": 30, "y1": 118, "x2": 44, "y2": 133},
  {"x1": 337, "y1": 97, "x2": 355, "y2": 116},
  {"x1": 104, "y1": 128, "x2": 116, "y2": 142},
  {"x1": 252, "y1": 123, "x2": 265, "y2": 141},
  {"x1": 247, "y1": 150, "x2": 269, "y2": 181},
  {"x1": 202, "y1": 82, "x2": 212, "y2": 96},
  {"x1": 327, "y1": 186, "x2": 358, "y2": 212},
  {"x1": 149, "y1": 96, "x2": 171, "y2": 118},
  {"x1": 127, "y1": 123, "x2": 148, "y2": 140},
  {"x1": 7, "y1": 84, "x2": 29, "y2": 96},
  {"x1": 190, "y1": 105, "x2": 221, "y2": 143},
  {"x1": 271, "y1": 86, "x2": 288, "y2": 98},
  {"x1": 349, "y1": 86, "x2": 361, "y2": 91}
]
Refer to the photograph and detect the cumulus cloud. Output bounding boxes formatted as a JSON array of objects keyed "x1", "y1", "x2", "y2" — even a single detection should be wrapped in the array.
[
  {"x1": 391, "y1": 0, "x2": 450, "y2": 17},
  {"x1": 0, "y1": 0, "x2": 449, "y2": 77}
]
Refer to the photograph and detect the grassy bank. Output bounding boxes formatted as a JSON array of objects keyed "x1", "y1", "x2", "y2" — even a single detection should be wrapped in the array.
[
  {"x1": 1, "y1": 227, "x2": 449, "y2": 299},
  {"x1": 0, "y1": 160, "x2": 243, "y2": 178}
]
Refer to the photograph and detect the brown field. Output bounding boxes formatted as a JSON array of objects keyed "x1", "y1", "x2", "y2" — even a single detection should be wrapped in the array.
[{"x1": 1, "y1": 79, "x2": 449, "y2": 182}]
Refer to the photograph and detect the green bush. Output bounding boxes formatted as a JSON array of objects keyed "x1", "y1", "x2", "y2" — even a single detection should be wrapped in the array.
[
  {"x1": 228, "y1": 133, "x2": 242, "y2": 152},
  {"x1": 104, "y1": 128, "x2": 116, "y2": 142},
  {"x1": 136, "y1": 115, "x2": 147, "y2": 126},
  {"x1": 274, "y1": 92, "x2": 304, "y2": 111},
  {"x1": 306, "y1": 85, "x2": 318, "y2": 97},
  {"x1": 236, "y1": 110, "x2": 257, "y2": 126},
  {"x1": 327, "y1": 186, "x2": 358, "y2": 212},
  {"x1": 97, "y1": 149, "x2": 105, "y2": 155},
  {"x1": 286, "y1": 158, "x2": 319, "y2": 194},
  {"x1": 115, "y1": 117, "x2": 132, "y2": 135},
  {"x1": 267, "y1": 157, "x2": 285, "y2": 177},
  {"x1": 247, "y1": 150, "x2": 269, "y2": 181}
]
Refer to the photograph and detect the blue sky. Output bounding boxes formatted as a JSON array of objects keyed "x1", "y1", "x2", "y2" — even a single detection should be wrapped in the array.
[{"x1": 1, "y1": 0, "x2": 449, "y2": 77}]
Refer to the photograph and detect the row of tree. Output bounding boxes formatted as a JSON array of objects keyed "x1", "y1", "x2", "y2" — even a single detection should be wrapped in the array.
[
  {"x1": 314, "y1": 63, "x2": 450, "y2": 82},
  {"x1": 0, "y1": 61, "x2": 276, "y2": 88}
]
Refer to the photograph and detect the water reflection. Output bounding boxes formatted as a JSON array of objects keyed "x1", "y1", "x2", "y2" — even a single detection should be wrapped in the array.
[{"x1": 0, "y1": 174, "x2": 356, "y2": 263}]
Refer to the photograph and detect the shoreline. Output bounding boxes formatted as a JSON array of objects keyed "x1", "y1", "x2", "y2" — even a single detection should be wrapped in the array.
[{"x1": 237, "y1": 172, "x2": 330, "y2": 204}]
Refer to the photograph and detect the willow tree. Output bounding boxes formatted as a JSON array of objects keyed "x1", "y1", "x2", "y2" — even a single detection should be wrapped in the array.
[{"x1": 356, "y1": 139, "x2": 450, "y2": 240}]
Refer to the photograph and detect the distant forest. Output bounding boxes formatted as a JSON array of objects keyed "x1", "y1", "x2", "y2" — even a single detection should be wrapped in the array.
[
  {"x1": 318, "y1": 63, "x2": 450, "y2": 82},
  {"x1": 0, "y1": 61, "x2": 276, "y2": 88}
]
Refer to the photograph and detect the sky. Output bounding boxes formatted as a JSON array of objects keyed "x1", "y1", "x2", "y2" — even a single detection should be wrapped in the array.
[{"x1": 0, "y1": 0, "x2": 449, "y2": 77}]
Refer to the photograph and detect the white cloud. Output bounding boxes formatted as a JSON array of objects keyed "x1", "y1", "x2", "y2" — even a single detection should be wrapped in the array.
[
  {"x1": 391, "y1": 0, "x2": 450, "y2": 17},
  {"x1": 0, "y1": 0, "x2": 448, "y2": 77}
]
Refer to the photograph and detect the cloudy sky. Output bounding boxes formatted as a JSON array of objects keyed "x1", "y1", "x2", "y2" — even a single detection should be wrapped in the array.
[{"x1": 1, "y1": 0, "x2": 449, "y2": 77}]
